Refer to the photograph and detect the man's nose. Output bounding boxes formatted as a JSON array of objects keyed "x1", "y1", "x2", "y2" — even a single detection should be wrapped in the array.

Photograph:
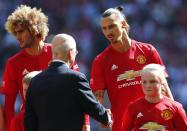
[{"x1": 16, "y1": 34, "x2": 21, "y2": 41}]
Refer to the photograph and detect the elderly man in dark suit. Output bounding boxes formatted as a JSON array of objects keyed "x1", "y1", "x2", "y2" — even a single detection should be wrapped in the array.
[{"x1": 24, "y1": 34, "x2": 112, "y2": 131}]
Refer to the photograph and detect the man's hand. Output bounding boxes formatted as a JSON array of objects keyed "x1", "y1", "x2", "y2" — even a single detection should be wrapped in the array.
[{"x1": 100, "y1": 109, "x2": 113, "y2": 128}]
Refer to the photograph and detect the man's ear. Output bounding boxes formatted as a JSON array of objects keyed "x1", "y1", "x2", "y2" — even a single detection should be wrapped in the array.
[
  {"x1": 67, "y1": 49, "x2": 74, "y2": 59},
  {"x1": 67, "y1": 50, "x2": 71, "y2": 59},
  {"x1": 121, "y1": 21, "x2": 127, "y2": 28}
]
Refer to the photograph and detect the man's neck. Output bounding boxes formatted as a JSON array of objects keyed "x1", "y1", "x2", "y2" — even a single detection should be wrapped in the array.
[
  {"x1": 111, "y1": 36, "x2": 131, "y2": 53},
  {"x1": 25, "y1": 41, "x2": 44, "y2": 56},
  {"x1": 52, "y1": 58, "x2": 71, "y2": 69}
]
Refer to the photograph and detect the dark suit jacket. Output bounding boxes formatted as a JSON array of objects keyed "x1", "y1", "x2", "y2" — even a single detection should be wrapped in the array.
[{"x1": 24, "y1": 61, "x2": 109, "y2": 131}]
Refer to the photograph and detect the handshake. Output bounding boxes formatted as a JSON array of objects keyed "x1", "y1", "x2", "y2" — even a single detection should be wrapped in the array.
[{"x1": 102, "y1": 109, "x2": 113, "y2": 128}]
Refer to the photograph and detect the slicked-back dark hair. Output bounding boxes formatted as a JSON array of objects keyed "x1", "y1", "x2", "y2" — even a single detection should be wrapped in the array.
[
  {"x1": 102, "y1": 5, "x2": 130, "y2": 33},
  {"x1": 102, "y1": 5, "x2": 124, "y2": 18}
]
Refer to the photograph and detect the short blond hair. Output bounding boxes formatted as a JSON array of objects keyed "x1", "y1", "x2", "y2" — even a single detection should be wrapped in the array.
[
  {"x1": 23, "y1": 71, "x2": 41, "y2": 85},
  {"x1": 141, "y1": 64, "x2": 166, "y2": 82},
  {"x1": 5, "y1": 5, "x2": 49, "y2": 40}
]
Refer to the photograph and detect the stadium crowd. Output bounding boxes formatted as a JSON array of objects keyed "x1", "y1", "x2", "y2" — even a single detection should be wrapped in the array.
[{"x1": 0, "y1": 0, "x2": 187, "y2": 130}]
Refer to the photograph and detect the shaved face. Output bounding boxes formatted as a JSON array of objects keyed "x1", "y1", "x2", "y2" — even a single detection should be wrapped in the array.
[{"x1": 101, "y1": 14, "x2": 124, "y2": 44}]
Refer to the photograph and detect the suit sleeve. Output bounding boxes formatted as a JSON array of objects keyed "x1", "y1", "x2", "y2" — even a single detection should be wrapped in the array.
[
  {"x1": 75, "y1": 73, "x2": 109, "y2": 126},
  {"x1": 71, "y1": 63, "x2": 90, "y2": 125},
  {"x1": 24, "y1": 82, "x2": 38, "y2": 131},
  {"x1": 173, "y1": 103, "x2": 187, "y2": 131}
]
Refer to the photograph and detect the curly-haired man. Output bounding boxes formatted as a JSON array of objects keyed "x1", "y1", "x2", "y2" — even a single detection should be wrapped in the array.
[{"x1": 1, "y1": 5, "x2": 52, "y2": 131}]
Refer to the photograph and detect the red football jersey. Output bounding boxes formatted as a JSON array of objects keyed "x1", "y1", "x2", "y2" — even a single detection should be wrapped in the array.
[
  {"x1": 1, "y1": 43, "x2": 52, "y2": 98},
  {"x1": 1, "y1": 43, "x2": 52, "y2": 131},
  {"x1": 10, "y1": 111, "x2": 24, "y2": 131},
  {"x1": 90, "y1": 40, "x2": 166, "y2": 131},
  {"x1": 123, "y1": 97, "x2": 187, "y2": 131}
]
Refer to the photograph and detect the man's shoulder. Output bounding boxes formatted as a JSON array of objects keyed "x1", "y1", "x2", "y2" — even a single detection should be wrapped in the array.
[
  {"x1": 132, "y1": 40, "x2": 155, "y2": 50},
  {"x1": 7, "y1": 50, "x2": 25, "y2": 64},
  {"x1": 94, "y1": 46, "x2": 111, "y2": 62},
  {"x1": 68, "y1": 69, "x2": 86, "y2": 80}
]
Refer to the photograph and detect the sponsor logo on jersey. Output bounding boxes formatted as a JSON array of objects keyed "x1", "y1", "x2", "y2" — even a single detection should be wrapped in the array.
[
  {"x1": 136, "y1": 55, "x2": 146, "y2": 64},
  {"x1": 117, "y1": 70, "x2": 141, "y2": 81},
  {"x1": 111, "y1": 64, "x2": 118, "y2": 71},
  {"x1": 137, "y1": 112, "x2": 143, "y2": 118},
  {"x1": 118, "y1": 80, "x2": 141, "y2": 88},
  {"x1": 161, "y1": 109, "x2": 173, "y2": 120},
  {"x1": 22, "y1": 69, "x2": 29, "y2": 76},
  {"x1": 139, "y1": 122, "x2": 165, "y2": 131}
]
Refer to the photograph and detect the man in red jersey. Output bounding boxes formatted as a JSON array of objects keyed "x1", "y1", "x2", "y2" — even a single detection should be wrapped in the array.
[
  {"x1": 122, "y1": 64, "x2": 187, "y2": 131},
  {"x1": 90, "y1": 6, "x2": 174, "y2": 131},
  {"x1": 1, "y1": 5, "x2": 52, "y2": 131},
  {"x1": 1, "y1": 5, "x2": 87, "y2": 131}
]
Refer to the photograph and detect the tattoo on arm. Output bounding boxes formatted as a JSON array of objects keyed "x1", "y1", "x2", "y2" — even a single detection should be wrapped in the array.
[{"x1": 94, "y1": 90, "x2": 104, "y2": 103}]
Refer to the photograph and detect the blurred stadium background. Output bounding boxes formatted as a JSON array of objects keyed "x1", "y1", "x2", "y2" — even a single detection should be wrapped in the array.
[{"x1": 0, "y1": 0, "x2": 187, "y2": 130}]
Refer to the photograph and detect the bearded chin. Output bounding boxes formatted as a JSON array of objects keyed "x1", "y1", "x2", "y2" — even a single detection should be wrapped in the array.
[
  {"x1": 22, "y1": 42, "x2": 32, "y2": 49},
  {"x1": 111, "y1": 39, "x2": 120, "y2": 44}
]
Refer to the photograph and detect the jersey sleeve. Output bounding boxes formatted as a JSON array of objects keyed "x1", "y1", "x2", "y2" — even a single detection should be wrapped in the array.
[
  {"x1": 150, "y1": 45, "x2": 168, "y2": 77},
  {"x1": 84, "y1": 114, "x2": 90, "y2": 125},
  {"x1": 72, "y1": 62, "x2": 90, "y2": 125},
  {"x1": 173, "y1": 103, "x2": 187, "y2": 131},
  {"x1": 1, "y1": 60, "x2": 19, "y2": 95},
  {"x1": 90, "y1": 56, "x2": 105, "y2": 91}
]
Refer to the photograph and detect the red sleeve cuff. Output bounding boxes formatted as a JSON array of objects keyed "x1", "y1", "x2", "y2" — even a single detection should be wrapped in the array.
[{"x1": 84, "y1": 114, "x2": 90, "y2": 125}]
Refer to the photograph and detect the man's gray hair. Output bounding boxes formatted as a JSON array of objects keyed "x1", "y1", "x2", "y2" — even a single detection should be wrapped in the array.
[{"x1": 52, "y1": 33, "x2": 76, "y2": 52}]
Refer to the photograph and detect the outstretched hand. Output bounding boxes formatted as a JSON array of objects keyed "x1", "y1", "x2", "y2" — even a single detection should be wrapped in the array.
[{"x1": 100, "y1": 109, "x2": 113, "y2": 128}]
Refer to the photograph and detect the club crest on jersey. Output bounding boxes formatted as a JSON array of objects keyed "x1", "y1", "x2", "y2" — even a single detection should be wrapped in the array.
[
  {"x1": 137, "y1": 112, "x2": 143, "y2": 118},
  {"x1": 111, "y1": 64, "x2": 118, "y2": 71},
  {"x1": 117, "y1": 70, "x2": 141, "y2": 81},
  {"x1": 136, "y1": 55, "x2": 146, "y2": 64},
  {"x1": 72, "y1": 64, "x2": 79, "y2": 70},
  {"x1": 161, "y1": 109, "x2": 173, "y2": 120},
  {"x1": 139, "y1": 122, "x2": 165, "y2": 131}
]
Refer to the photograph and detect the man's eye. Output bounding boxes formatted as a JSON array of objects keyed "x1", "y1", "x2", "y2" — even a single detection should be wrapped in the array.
[{"x1": 109, "y1": 25, "x2": 114, "y2": 29}]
